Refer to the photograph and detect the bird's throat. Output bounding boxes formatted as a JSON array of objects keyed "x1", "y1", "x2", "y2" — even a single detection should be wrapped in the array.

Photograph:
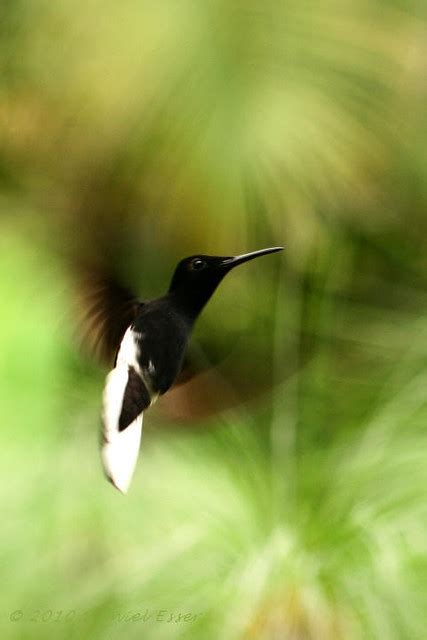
[{"x1": 168, "y1": 285, "x2": 219, "y2": 322}]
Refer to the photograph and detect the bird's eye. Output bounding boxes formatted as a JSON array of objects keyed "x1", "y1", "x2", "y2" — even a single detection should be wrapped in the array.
[{"x1": 191, "y1": 258, "x2": 207, "y2": 271}]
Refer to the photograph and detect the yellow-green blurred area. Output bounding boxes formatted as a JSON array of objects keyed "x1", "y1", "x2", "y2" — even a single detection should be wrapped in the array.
[{"x1": 1, "y1": 1, "x2": 427, "y2": 638}]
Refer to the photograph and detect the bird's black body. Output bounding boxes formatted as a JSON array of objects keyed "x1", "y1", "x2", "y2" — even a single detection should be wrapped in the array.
[
  {"x1": 131, "y1": 298, "x2": 191, "y2": 394},
  {"x1": 117, "y1": 297, "x2": 191, "y2": 430},
  {"x1": 90, "y1": 247, "x2": 283, "y2": 492}
]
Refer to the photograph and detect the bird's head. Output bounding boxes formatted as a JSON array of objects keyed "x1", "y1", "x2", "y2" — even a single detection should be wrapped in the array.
[{"x1": 168, "y1": 247, "x2": 283, "y2": 319}]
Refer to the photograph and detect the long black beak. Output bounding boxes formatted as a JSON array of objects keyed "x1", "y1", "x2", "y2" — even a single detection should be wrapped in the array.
[{"x1": 221, "y1": 246, "x2": 283, "y2": 269}]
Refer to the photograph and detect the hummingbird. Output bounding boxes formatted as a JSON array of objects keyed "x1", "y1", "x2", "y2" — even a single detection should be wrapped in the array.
[{"x1": 79, "y1": 247, "x2": 283, "y2": 493}]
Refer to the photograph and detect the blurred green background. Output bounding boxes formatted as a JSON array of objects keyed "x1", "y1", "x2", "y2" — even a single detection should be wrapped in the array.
[{"x1": 1, "y1": 1, "x2": 427, "y2": 639}]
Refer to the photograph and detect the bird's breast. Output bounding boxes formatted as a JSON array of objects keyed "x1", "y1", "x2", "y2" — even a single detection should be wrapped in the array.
[{"x1": 132, "y1": 312, "x2": 189, "y2": 396}]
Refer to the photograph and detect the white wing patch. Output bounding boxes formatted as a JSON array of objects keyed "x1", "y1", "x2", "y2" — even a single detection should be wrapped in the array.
[{"x1": 101, "y1": 327, "x2": 143, "y2": 494}]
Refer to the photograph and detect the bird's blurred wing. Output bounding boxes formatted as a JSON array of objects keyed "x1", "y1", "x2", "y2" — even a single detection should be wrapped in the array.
[
  {"x1": 158, "y1": 332, "x2": 290, "y2": 420},
  {"x1": 173, "y1": 338, "x2": 228, "y2": 386},
  {"x1": 75, "y1": 263, "x2": 143, "y2": 365}
]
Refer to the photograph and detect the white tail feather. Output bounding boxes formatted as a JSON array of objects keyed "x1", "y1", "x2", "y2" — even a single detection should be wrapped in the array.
[{"x1": 101, "y1": 364, "x2": 143, "y2": 494}]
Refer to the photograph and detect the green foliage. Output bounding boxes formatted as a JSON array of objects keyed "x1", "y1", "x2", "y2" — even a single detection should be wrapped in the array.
[{"x1": 0, "y1": 2, "x2": 426, "y2": 639}]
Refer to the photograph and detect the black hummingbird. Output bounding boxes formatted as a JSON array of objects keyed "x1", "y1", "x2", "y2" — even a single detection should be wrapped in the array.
[{"x1": 80, "y1": 247, "x2": 283, "y2": 493}]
